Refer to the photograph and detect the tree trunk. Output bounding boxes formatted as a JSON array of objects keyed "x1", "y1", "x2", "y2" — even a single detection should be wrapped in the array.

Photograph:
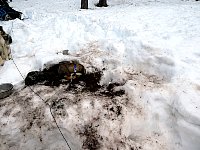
[
  {"x1": 81, "y1": 0, "x2": 88, "y2": 9},
  {"x1": 96, "y1": 0, "x2": 108, "y2": 7}
]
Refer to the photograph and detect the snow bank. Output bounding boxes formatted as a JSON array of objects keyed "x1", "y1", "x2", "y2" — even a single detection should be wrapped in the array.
[{"x1": 0, "y1": 0, "x2": 200, "y2": 149}]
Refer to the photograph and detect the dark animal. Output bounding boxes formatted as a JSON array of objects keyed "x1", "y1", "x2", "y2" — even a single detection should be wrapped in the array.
[
  {"x1": 58, "y1": 61, "x2": 85, "y2": 80},
  {"x1": 25, "y1": 61, "x2": 86, "y2": 86}
]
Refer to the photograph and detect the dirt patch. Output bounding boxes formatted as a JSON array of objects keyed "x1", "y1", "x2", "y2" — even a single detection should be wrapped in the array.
[
  {"x1": 68, "y1": 70, "x2": 103, "y2": 92},
  {"x1": 38, "y1": 69, "x2": 133, "y2": 149},
  {"x1": 79, "y1": 123, "x2": 102, "y2": 150},
  {"x1": 68, "y1": 71, "x2": 125, "y2": 98},
  {"x1": 0, "y1": 64, "x2": 169, "y2": 150}
]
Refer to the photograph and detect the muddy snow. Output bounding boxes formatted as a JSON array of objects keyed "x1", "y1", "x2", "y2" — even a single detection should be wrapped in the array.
[
  {"x1": 0, "y1": 68, "x2": 170, "y2": 150},
  {"x1": 0, "y1": 0, "x2": 200, "y2": 149}
]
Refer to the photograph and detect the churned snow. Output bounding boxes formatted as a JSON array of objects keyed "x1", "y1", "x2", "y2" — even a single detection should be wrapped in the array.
[{"x1": 0, "y1": 0, "x2": 200, "y2": 150}]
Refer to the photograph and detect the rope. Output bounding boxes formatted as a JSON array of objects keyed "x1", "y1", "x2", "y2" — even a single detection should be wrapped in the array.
[{"x1": 10, "y1": 23, "x2": 72, "y2": 150}]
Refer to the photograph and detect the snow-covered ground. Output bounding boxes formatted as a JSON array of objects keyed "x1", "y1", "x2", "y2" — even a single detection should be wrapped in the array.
[{"x1": 0, "y1": 0, "x2": 200, "y2": 149}]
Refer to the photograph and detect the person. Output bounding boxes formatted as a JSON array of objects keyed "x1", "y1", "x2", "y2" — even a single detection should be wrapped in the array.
[
  {"x1": 0, "y1": 1, "x2": 22, "y2": 21},
  {"x1": 0, "y1": 0, "x2": 9, "y2": 7}
]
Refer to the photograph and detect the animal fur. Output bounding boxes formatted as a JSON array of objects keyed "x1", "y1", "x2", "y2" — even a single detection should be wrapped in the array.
[
  {"x1": 58, "y1": 61, "x2": 85, "y2": 80},
  {"x1": 25, "y1": 61, "x2": 86, "y2": 86},
  {"x1": 0, "y1": 26, "x2": 12, "y2": 66}
]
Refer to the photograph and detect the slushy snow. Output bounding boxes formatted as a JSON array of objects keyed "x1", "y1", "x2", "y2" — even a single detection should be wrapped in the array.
[{"x1": 0, "y1": 0, "x2": 200, "y2": 150}]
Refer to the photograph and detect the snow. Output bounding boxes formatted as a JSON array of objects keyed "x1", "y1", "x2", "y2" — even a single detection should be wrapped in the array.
[{"x1": 0, "y1": 0, "x2": 200, "y2": 149}]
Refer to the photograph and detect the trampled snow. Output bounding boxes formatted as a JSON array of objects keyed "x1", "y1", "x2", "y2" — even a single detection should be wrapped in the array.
[{"x1": 0, "y1": 0, "x2": 200, "y2": 150}]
